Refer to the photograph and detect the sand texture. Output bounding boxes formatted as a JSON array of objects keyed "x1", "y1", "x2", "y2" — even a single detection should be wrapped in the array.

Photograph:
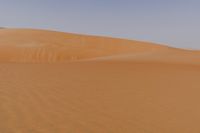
[{"x1": 0, "y1": 29, "x2": 200, "y2": 133}]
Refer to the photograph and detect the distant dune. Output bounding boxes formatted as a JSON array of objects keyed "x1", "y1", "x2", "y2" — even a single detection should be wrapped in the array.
[
  {"x1": 1, "y1": 29, "x2": 200, "y2": 133},
  {"x1": 0, "y1": 29, "x2": 169, "y2": 63}
]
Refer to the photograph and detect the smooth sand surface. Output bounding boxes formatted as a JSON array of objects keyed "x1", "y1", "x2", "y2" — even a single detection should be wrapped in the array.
[{"x1": 1, "y1": 29, "x2": 200, "y2": 133}]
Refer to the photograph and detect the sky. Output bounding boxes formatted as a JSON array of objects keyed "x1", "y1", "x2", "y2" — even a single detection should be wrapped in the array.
[{"x1": 0, "y1": 0, "x2": 200, "y2": 49}]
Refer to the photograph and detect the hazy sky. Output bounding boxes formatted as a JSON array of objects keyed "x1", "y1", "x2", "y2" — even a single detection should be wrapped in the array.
[{"x1": 0, "y1": 0, "x2": 200, "y2": 49}]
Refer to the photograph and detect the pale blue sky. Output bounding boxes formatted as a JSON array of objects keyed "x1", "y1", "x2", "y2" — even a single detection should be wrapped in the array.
[{"x1": 0, "y1": 0, "x2": 200, "y2": 49}]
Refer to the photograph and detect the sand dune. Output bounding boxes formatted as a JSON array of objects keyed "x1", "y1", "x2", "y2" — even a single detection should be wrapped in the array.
[
  {"x1": 1, "y1": 29, "x2": 200, "y2": 133},
  {"x1": 0, "y1": 29, "x2": 169, "y2": 63},
  {"x1": 0, "y1": 29, "x2": 200, "y2": 64}
]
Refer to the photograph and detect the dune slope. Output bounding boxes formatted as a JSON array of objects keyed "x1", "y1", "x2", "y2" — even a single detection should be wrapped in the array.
[
  {"x1": 0, "y1": 29, "x2": 200, "y2": 133},
  {"x1": 0, "y1": 29, "x2": 169, "y2": 63}
]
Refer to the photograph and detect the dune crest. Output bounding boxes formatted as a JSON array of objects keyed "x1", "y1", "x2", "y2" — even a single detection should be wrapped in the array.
[
  {"x1": 0, "y1": 29, "x2": 171, "y2": 63},
  {"x1": 0, "y1": 29, "x2": 200, "y2": 64}
]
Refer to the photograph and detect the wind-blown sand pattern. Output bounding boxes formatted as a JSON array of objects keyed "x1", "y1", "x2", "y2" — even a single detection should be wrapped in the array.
[{"x1": 0, "y1": 29, "x2": 200, "y2": 133}]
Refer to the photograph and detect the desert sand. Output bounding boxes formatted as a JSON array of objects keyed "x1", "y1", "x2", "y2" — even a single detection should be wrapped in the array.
[{"x1": 0, "y1": 29, "x2": 200, "y2": 133}]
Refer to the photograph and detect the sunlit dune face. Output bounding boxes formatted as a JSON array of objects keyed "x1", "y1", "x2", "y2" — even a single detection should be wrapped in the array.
[
  {"x1": 0, "y1": 29, "x2": 168, "y2": 63},
  {"x1": 0, "y1": 29, "x2": 199, "y2": 64}
]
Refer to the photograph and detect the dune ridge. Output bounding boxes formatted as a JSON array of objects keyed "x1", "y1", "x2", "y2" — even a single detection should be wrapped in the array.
[{"x1": 1, "y1": 28, "x2": 199, "y2": 63}]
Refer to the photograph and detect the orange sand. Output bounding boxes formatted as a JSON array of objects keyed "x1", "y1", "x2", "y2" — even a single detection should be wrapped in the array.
[{"x1": 0, "y1": 29, "x2": 200, "y2": 133}]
